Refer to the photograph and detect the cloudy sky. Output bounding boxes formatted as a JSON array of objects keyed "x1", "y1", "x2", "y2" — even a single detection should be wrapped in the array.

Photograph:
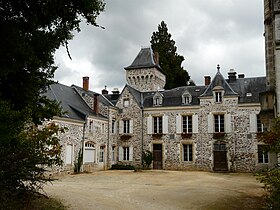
[{"x1": 54, "y1": 0, "x2": 265, "y2": 93}]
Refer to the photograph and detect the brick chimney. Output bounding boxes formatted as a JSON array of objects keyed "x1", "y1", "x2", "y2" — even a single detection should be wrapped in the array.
[
  {"x1": 204, "y1": 76, "x2": 211, "y2": 85},
  {"x1": 93, "y1": 93, "x2": 99, "y2": 115},
  {"x1": 83, "y1": 76, "x2": 89, "y2": 91}
]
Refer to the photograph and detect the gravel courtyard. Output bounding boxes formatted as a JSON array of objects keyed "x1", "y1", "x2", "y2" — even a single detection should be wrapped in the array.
[{"x1": 44, "y1": 170, "x2": 265, "y2": 210}]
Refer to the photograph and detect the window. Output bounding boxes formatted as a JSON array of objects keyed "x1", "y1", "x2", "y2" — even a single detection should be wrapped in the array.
[
  {"x1": 84, "y1": 142, "x2": 95, "y2": 163},
  {"x1": 123, "y1": 99, "x2": 129, "y2": 107},
  {"x1": 257, "y1": 116, "x2": 264, "y2": 133},
  {"x1": 215, "y1": 92, "x2": 222, "y2": 102},
  {"x1": 153, "y1": 116, "x2": 163, "y2": 134},
  {"x1": 214, "y1": 115, "x2": 224, "y2": 133},
  {"x1": 89, "y1": 120, "x2": 93, "y2": 132},
  {"x1": 183, "y1": 144, "x2": 193, "y2": 162},
  {"x1": 182, "y1": 94, "x2": 192, "y2": 104},
  {"x1": 123, "y1": 147, "x2": 129, "y2": 161},
  {"x1": 112, "y1": 146, "x2": 116, "y2": 162},
  {"x1": 182, "y1": 115, "x2": 192, "y2": 133},
  {"x1": 123, "y1": 120, "x2": 130, "y2": 133},
  {"x1": 154, "y1": 97, "x2": 160, "y2": 105},
  {"x1": 99, "y1": 146, "x2": 105, "y2": 162},
  {"x1": 112, "y1": 119, "x2": 115, "y2": 133},
  {"x1": 258, "y1": 145, "x2": 268, "y2": 164}
]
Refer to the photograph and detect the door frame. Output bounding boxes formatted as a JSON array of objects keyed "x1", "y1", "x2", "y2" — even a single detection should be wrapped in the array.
[{"x1": 153, "y1": 144, "x2": 163, "y2": 169}]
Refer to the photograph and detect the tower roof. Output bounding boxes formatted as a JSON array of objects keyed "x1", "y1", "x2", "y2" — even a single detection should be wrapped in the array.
[{"x1": 124, "y1": 47, "x2": 164, "y2": 74}]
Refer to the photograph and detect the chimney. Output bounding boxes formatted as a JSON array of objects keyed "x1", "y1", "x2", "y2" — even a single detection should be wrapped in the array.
[
  {"x1": 204, "y1": 76, "x2": 211, "y2": 85},
  {"x1": 153, "y1": 51, "x2": 159, "y2": 65},
  {"x1": 102, "y1": 85, "x2": 108, "y2": 95},
  {"x1": 93, "y1": 93, "x2": 99, "y2": 115},
  {"x1": 238, "y1": 74, "x2": 245, "y2": 78},
  {"x1": 111, "y1": 88, "x2": 120, "y2": 100},
  {"x1": 83, "y1": 76, "x2": 89, "y2": 91},
  {"x1": 228, "y1": 69, "x2": 237, "y2": 83}
]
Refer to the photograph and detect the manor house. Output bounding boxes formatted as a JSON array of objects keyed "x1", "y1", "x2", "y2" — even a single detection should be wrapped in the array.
[{"x1": 46, "y1": 47, "x2": 277, "y2": 173}]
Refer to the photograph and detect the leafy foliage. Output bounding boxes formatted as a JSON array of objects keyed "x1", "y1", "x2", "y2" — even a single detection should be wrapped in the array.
[
  {"x1": 142, "y1": 150, "x2": 153, "y2": 169},
  {"x1": 0, "y1": 0, "x2": 105, "y2": 208},
  {"x1": 74, "y1": 148, "x2": 83, "y2": 173},
  {"x1": 150, "y1": 21, "x2": 194, "y2": 89},
  {"x1": 110, "y1": 164, "x2": 135, "y2": 170},
  {"x1": 256, "y1": 117, "x2": 280, "y2": 209}
]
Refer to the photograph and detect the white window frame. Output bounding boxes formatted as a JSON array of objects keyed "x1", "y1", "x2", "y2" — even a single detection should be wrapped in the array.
[
  {"x1": 183, "y1": 144, "x2": 193, "y2": 162},
  {"x1": 258, "y1": 145, "x2": 269, "y2": 164},
  {"x1": 182, "y1": 115, "x2": 192, "y2": 133},
  {"x1": 153, "y1": 116, "x2": 163, "y2": 134},
  {"x1": 215, "y1": 92, "x2": 222, "y2": 103},
  {"x1": 99, "y1": 146, "x2": 105, "y2": 162},
  {"x1": 123, "y1": 147, "x2": 129, "y2": 161},
  {"x1": 84, "y1": 142, "x2": 96, "y2": 163},
  {"x1": 214, "y1": 114, "x2": 224, "y2": 133},
  {"x1": 123, "y1": 119, "x2": 130, "y2": 134}
]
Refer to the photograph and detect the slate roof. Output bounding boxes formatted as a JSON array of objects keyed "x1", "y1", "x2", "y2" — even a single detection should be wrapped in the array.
[
  {"x1": 44, "y1": 83, "x2": 96, "y2": 121},
  {"x1": 72, "y1": 85, "x2": 114, "y2": 107},
  {"x1": 142, "y1": 86, "x2": 206, "y2": 107},
  {"x1": 124, "y1": 47, "x2": 165, "y2": 74},
  {"x1": 200, "y1": 68, "x2": 238, "y2": 97}
]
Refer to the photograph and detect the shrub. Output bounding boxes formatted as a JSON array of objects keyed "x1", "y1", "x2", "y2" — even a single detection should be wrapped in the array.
[{"x1": 110, "y1": 164, "x2": 135, "y2": 170}]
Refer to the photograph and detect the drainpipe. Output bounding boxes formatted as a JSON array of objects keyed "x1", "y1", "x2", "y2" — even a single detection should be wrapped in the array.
[
  {"x1": 107, "y1": 107, "x2": 110, "y2": 170},
  {"x1": 141, "y1": 93, "x2": 144, "y2": 167},
  {"x1": 81, "y1": 118, "x2": 86, "y2": 172}
]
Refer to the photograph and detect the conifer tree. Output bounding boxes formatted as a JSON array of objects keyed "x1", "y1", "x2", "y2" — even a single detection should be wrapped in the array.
[{"x1": 150, "y1": 21, "x2": 194, "y2": 89}]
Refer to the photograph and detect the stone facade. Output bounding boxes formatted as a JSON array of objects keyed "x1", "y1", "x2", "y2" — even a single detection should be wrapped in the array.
[{"x1": 47, "y1": 47, "x2": 277, "y2": 173}]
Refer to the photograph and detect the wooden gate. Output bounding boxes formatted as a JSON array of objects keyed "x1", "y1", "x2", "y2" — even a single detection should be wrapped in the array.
[
  {"x1": 213, "y1": 143, "x2": 228, "y2": 171},
  {"x1": 153, "y1": 144, "x2": 162, "y2": 169}
]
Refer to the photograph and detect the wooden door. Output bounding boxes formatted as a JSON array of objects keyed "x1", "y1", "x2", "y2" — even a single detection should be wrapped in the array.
[
  {"x1": 153, "y1": 144, "x2": 162, "y2": 169},
  {"x1": 213, "y1": 143, "x2": 228, "y2": 171}
]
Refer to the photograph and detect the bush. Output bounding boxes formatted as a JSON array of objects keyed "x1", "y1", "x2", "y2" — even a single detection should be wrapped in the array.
[
  {"x1": 110, "y1": 164, "x2": 135, "y2": 170},
  {"x1": 142, "y1": 150, "x2": 153, "y2": 169}
]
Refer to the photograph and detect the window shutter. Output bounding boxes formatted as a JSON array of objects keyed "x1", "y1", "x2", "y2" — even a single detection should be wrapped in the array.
[
  {"x1": 129, "y1": 119, "x2": 133, "y2": 134},
  {"x1": 225, "y1": 114, "x2": 231, "y2": 133},
  {"x1": 176, "y1": 115, "x2": 182, "y2": 133},
  {"x1": 250, "y1": 113, "x2": 257, "y2": 133},
  {"x1": 208, "y1": 114, "x2": 214, "y2": 133},
  {"x1": 147, "y1": 115, "x2": 153, "y2": 134},
  {"x1": 119, "y1": 120, "x2": 123, "y2": 134},
  {"x1": 118, "y1": 146, "x2": 123, "y2": 161},
  {"x1": 163, "y1": 115, "x2": 169, "y2": 134},
  {"x1": 192, "y1": 115, "x2": 199, "y2": 133},
  {"x1": 129, "y1": 147, "x2": 133, "y2": 161}
]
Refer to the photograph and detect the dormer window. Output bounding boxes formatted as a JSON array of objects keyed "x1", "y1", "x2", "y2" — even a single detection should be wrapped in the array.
[
  {"x1": 215, "y1": 92, "x2": 222, "y2": 102},
  {"x1": 154, "y1": 97, "x2": 160, "y2": 105},
  {"x1": 153, "y1": 91, "x2": 163, "y2": 106},
  {"x1": 182, "y1": 90, "x2": 192, "y2": 105},
  {"x1": 182, "y1": 94, "x2": 192, "y2": 104}
]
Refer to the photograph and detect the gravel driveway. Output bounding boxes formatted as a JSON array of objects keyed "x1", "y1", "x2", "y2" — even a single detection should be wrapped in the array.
[{"x1": 44, "y1": 170, "x2": 264, "y2": 210}]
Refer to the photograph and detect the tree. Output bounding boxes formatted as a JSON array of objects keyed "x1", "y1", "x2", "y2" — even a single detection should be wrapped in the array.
[
  {"x1": 257, "y1": 117, "x2": 280, "y2": 208},
  {"x1": 150, "y1": 21, "x2": 194, "y2": 89},
  {"x1": 0, "y1": 0, "x2": 105, "y2": 208}
]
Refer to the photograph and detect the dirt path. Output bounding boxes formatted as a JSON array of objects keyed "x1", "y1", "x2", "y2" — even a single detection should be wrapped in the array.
[{"x1": 44, "y1": 170, "x2": 265, "y2": 210}]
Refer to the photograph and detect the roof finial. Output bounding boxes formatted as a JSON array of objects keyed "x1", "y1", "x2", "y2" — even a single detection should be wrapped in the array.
[
  {"x1": 104, "y1": 85, "x2": 107, "y2": 90},
  {"x1": 217, "y1": 64, "x2": 220, "y2": 72}
]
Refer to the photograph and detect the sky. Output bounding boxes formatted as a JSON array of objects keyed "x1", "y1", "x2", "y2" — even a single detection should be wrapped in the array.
[{"x1": 54, "y1": 0, "x2": 265, "y2": 93}]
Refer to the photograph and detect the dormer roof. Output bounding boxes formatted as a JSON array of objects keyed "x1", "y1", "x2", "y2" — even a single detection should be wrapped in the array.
[{"x1": 200, "y1": 65, "x2": 238, "y2": 97}]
